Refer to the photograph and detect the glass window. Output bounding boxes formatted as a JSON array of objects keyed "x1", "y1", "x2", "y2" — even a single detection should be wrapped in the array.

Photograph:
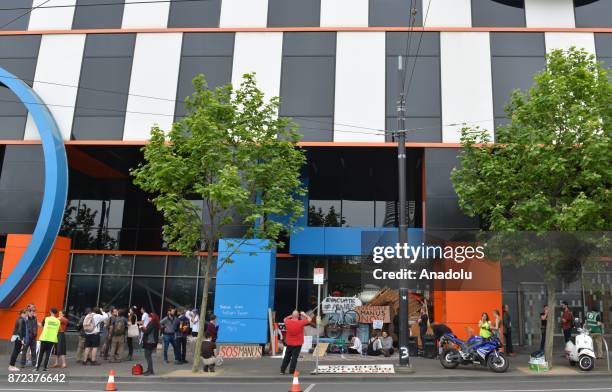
[
  {"x1": 575, "y1": 0, "x2": 612, "y2": 28},
  {"x1": 490, "y1": 33, "x2": 545, "y2": 129},
  {"x1": 72, "y1": 34, "x2": 135, "y2": 140},
  {"x1": 280, "y1": 33, "x2": 336, "y2": 142},
  {"x1": 99, "y1": 276, "x2": 131, "y2": 310},
  {"x1": 595, "y1": 33, "x2": 612, "y2": 70},
  {"x1": 0, "y1": 35, "x2": 41, "y2": 139},
  {"x1": 175, "y1": 33, "x2": 234, "y2": 120},
  {"x1": 274, "y1": 280, "x2": 297, "y2": 321},
  {"x1": 134, "y1": 255, "x2": 166, "y2": 276},
  {"x1": 342, "y1": 200, "x2": 375, "y2": 227},
  {"x1": 66, "y1": 275, "x2": 99, "y2": 318},
  {"x1": 375, "y1": 201, "x2": 397, "y2": 227},
  {"x1": 385, "y1": 32, "x2": 441, "y2": 142},
  {"x1": 168, "y1": 0, "x2": 221, "y2": 28},
  {"x1": 163, "y1": 277, "x2": 197, "y2": 314},
  {"x1": 471, "y1": 0, "x2": 525, "y2": 27},
  {"x1": 267, "y1": 0, "x2": 321, "y2": 27},
  {"x1": 103, "y1": 254, "x2": 133, "y2": 275},
  {"x1": 308, "y1": 200, "x2": 342, "y2": 227},
  {"x1": 0, "y1": 1, "x2": 33, "y2": 31},
  {"x1": 276, "y1": 257, "x2": 298, "y2": 279},
  {"x1": 196, "y1": 278, "x2": 216, "y2": 315},
  {"x1": 167, "y1": 256, "x2": 198, "y2": 276},
  {"x1": 131, "y1": 277, "x2": 163, "y2": 314},
  {"x1": 199, "y1": 256, "x2": 217, "y2": 277},
  {"x1": 369, "y1": 0, "x2": 422, "y2": 27},
  {"x1": 72, "y1": 0, "x2": 125, "y2": 29},
  {"x1": 72, "y1": 254, "x2": 102, "y2": 274},
  {"x1": 298, "y1": 280, "x2": 317, "y2": 311}
]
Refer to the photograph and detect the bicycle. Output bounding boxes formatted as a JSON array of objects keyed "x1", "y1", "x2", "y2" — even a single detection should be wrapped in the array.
[{"x1": 324, "y1": 305, "x2": 358, "y2": 339}]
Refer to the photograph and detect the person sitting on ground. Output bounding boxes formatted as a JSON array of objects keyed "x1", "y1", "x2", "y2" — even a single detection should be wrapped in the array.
[
  {"x1": 366, "y1": 331, "x2": 384, "y2": 356},
  {"x1": 381, "y1": 331, "x2": 394, "y2": 357},
  {"x1": 200, "y1": 332, "x2": 217, "y2": 373},
  {"x1": 347, "y1": 335, "x2": 362, "y2": 355}
]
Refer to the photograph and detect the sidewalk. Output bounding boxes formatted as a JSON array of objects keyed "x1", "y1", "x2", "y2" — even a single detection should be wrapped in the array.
[{"x1": 1, "y1": 346, "x2": 610, "y2": 382}]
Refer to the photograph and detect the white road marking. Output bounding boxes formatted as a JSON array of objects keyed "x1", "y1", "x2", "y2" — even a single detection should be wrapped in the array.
[{"x1": 304, "y1": 383, "x2": 316, "y2": 392}]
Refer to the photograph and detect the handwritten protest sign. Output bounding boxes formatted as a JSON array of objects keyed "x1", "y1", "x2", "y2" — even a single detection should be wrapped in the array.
[
  {"x1": 321, "y1": 297, "x2": 362, "y2": 314},
  {"x1": 355, "y1": 306, "x2": 390, "y2": 323},
  {"x1": 218, "y1": 345, "x2": 262, "y2": 358}
]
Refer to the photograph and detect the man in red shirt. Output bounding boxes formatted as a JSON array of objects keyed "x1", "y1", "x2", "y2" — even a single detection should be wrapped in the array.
[{"x1": 280, "y1": 310, "x2": 312, "y2": 375}]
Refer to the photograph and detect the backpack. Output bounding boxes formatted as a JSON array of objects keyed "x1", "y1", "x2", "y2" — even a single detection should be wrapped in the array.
[
  {"x1": 113, "y1": 318, "x2": 126, "y2": 336},
  {"x1": 83, "y1": 313, "x2": 96, "y2": 334},
  {"x1": 366, "y1": 339, "x2": 376, "y2": 355},
  {"x1": 179, "y1": 319, "x2": 191, "y2": 334},
  {"x1": 132, "y1": 363, "x2": 143, "y2": 376}
]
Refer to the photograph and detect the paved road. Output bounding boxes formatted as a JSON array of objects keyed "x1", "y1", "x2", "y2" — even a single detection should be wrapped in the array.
[{"x1": 0, "y1": 376, "x2": 611, "y2": 392}]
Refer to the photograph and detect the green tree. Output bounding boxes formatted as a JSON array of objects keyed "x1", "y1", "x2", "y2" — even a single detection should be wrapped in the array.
[
  {"x1": 451, "y1": 48, "x2": 611, "y2": 366},
  {"x1": 131, "y1": 74, "x2": 305, "y2": 372}
]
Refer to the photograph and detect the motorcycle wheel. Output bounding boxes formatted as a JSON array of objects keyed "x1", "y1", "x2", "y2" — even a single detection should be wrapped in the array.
[
  {"x1": 324, "y1": 324, "x2": 342, "y2": 339},
  {"x1": 578, "y1": 355, "x2": 594, "y2": 371},
  {"x1": 440, "y1": 349, "x2": 460, "y2": 369},
  {"x1": 487, "y1": 353, "x2": 509, "y2": 373}
]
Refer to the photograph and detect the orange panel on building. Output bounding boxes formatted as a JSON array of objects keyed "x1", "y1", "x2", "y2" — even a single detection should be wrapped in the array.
[{"x1": 0, "y1": 234, "x2": 71, "y2": 340}]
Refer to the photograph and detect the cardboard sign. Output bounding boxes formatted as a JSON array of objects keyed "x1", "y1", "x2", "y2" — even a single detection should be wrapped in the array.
[
  {"x1": 321, "y1": 297, "x2": 362, "y2": 314},
  {"x1": 355, "y1": 306, "x2": 391, "y2": 323},
  {"x1": 218, "y1": 344, "x2": 262, "y2": 358},
  {"x1": 316, "y1": 364, "x2": 395, "y2": 374},
  {"x1": 301, "y1": 335, "x2": 313, "y2": 352},
  {"x1": 313, "y1": 343, "x2": 329, "y2": 357}
]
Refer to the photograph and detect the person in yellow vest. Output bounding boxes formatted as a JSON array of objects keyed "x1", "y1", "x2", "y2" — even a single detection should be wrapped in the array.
[
  {"x1": 36, "y1": 308, "x2": 60, "y2": 371},
  {"x1": 478, "y1": 312, "x2": 492, "y2": 339}
]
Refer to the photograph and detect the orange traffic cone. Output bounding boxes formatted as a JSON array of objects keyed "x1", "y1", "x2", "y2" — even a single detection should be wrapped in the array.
[
  {"x1": 105, "y1": 370, "x2": 117, "y2": 391},
  {"x1": 288, "y1": 371, "x2": 301, "y2": 392}
]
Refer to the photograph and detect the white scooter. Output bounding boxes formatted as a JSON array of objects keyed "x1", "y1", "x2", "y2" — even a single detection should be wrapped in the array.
[{"x1": 565, "y1": 324, "x2": 596, "y2": 371}]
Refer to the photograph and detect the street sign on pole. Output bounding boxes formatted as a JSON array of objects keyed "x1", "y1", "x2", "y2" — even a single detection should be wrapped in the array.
[
  {"x1": 314, "y1": 268, "x2": 324, "y2": 285},
  {"x1": 313, "y1": 267, "x2": 324, "y2": 374}
]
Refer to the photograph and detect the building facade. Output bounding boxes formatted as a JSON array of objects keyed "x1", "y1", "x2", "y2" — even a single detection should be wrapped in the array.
[{"x1": 0, "y1": 0, "x2": 611, "y2": 344}]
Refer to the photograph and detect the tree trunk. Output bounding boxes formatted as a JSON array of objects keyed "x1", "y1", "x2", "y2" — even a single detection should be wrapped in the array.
[
  {"x1": 192, "y1": 251, "x2": 214, "y2": 372},
  {"x1": 544, "y1": 283, "x2": 557, "y2": 368}
]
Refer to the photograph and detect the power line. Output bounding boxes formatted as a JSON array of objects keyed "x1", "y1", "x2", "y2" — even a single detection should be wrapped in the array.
[
  {"x1": 0, "y1": 74, "x2": 389, "y2": 133},
  {"x1": 0, "y1": 0, "x2": 51, "y2": 30},
  {"x1": 399, "y1": 0, "x2": 417, "y2": 96},
  {"x1": 404, "y1": 0, "x2": 432, "y2": 100}
]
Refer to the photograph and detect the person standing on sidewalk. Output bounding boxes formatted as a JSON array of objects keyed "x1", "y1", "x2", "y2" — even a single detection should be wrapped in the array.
[
  {"x1": 280, "y1": 310, "x2": 312, "y2": 375},
  {"x1": 160, "y1": 308, "x2": 180, "y2": 364},
  {"x1": 561, "y1": 301, "x2": 573, "y2": 343},
  {"x1": 126, "y1": 307, "x2": 139, "y2": 361},
  {"x1": 8, "y1": 310, "x2": 28, "y2": 372},
  {"x1": 101, "y1": 306, "x2": 116, "y2": 360},
  {"x1": 206, "y1": 314, "x2": 219, "y2": 342},
  {"x1": 36, "y1": 308, "x2": 60, "y2": 372},
  {"x1": 21, "y1": 304, "x2": 39, "y2": 368},
  {"x1": 539, "y1": 305, "x2": 548, "y2": 351},
  {"x1": 109, "y1": 308, "x2": 128, "y2": 362},
  {"x1": 176, "y1": 308, "x2": 190, "y2": 364},
  {"x1": 82, "y1": 307, "x2": 109, "y2": 365},
  {"x1": 502, "y1": 304, "x2": 514, "y2": 356},
  {"x1": 76, "y1": 308, "x2": 90, "y2": 364},
  {"x1": 50, "y1": 310, "x2": 68, "y2": 369},
  {"x1": 585, "y1": 306, "x2": 604, "y2": 359},
  {"x1": 142, "y1": 312, "x2": 160, "y2": 376}
]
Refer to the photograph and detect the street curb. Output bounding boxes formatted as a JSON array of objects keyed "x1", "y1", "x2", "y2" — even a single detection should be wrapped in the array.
[{"x1": 65, "y1": 371, "x2": 612, "y2": 383}]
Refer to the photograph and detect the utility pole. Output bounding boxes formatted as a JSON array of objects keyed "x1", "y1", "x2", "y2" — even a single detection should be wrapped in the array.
[{"x1": 396, "y1": 55, "x2": 410, "y2": 367}]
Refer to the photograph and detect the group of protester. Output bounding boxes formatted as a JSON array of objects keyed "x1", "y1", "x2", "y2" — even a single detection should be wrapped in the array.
[
  {"x1": 476, "y1": 304, "x2": 515, "y2": 355},
  {"x1": 9, "y1": 303, "x2": 222, "y2": 375},
  {"x1": 8, "y1": 304, "x2": 69, "y2": 372}
]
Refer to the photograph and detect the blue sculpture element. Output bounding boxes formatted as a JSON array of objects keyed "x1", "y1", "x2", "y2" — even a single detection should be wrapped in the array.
[{"x1": 0, "y1": 67, "x2": 68, "y2": 307}]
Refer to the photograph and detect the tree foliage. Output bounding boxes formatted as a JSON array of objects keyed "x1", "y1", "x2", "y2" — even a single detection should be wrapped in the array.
[
  {"x1": 130, "y1": 73, "x2": 306, "y2": 371},
  {"x1": 451, "y1": 48, "x2": 611, "y2": 365}
]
